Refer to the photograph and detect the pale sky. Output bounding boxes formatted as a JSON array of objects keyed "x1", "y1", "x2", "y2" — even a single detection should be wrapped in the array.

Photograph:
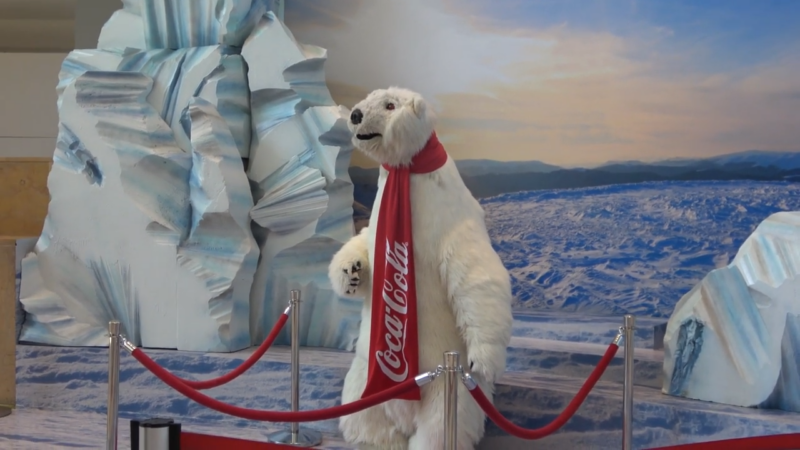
[{"x1": 285, "y1": 0, "x2": 800, "y2": 168}]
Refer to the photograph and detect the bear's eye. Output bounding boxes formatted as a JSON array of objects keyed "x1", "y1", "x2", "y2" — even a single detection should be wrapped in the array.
[{"x1": 386, "y1": 103, "x2": 395, "y2": 111}]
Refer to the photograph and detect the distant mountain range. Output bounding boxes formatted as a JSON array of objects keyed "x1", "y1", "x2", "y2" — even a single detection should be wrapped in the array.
[
  {"x1": 348, "y1": 158, "x2": 561, "y2": 180},
  {"x1": 455, "y1": 159, "x2": 562, "y2": 176},
  {"x1": 597, "y1": 150, "x2": 800, "y2": 171},
  {"x1": 349, "y1": 150, "x2": 800, "y2": 210}
]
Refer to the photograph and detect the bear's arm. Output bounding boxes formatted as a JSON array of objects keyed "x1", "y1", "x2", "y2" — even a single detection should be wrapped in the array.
[{"x1": 439, "y1": 219, "x2": 513, "y2": 384}]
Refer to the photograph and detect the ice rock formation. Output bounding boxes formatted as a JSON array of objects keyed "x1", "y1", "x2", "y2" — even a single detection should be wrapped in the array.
[
  {"x1": 243, "y1": 12, "x2": 360, "y2": 350},
  {"x1": 20, "y1": 72, "x2": 258, "y2": 352},
  {"x1": 98, "y1": 0, "x2": 269, "y2": 51},
  {"x1": 663, "y1": 211, "x2": 800, "y2": 412},
  {"x1": 19, "y1": 1, "x2": 359, "y2": 352},
  {"x1": 175, "y1": 97, "x2": 260, "y2": 351},
  {"x1": 60, "y1": 46, "x2": 251, "y2": 159},
  {"x1": 93, "y1": 0, "x2": 258, "y2": 158}
]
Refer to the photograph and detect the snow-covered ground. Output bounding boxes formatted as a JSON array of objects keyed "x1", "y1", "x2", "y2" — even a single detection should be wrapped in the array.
[{"x1": 481, "y1": 180, "x2": 800, "y2": 318}]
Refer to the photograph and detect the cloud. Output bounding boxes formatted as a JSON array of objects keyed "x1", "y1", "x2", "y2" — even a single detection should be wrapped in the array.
[
  {"x1": 285, "y1": 0, "x2": 534, "y2": 103},
  {"x1": 286, "y1": 0, "x2": 800, "y2": 168},
  {"x1": 433, "y1": 28, "x2": 800, "y2": 167}
]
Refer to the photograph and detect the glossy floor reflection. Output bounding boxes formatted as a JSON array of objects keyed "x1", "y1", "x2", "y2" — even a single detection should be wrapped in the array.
[{"x1": 0, "y1": 407, "x2": 353, "y2": 449}]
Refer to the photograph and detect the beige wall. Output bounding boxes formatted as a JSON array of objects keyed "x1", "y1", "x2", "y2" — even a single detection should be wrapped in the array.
[
  {"x1": 74, "y1": 0, "x2": 118, "y2": 49},
  {"x1": 0, "y1": 53, "x2": 67, "y2": 158},
  {"x1": 0, "y1": 0, "x2": 75, "y2": 52},
  {"x1": 0, "y1": 0, "x2": 117, "y2": 158}
]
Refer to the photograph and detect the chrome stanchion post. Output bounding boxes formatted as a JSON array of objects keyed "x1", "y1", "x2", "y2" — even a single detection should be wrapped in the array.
[
  {"x1": 289, "y1": 289, "x2": 303, "y2": 441},
  {"x1": 268, "y1": 290, "x2": 322, "y2": 447},
  {"x1": 443, "y1": 351, "x2": 459, "y2": 450},
  {"x1": 622, "y1": 315, "x2": 635, "y2": 450},
  {"x1": 106, "y1": 321, "x2": 121, "y2": 450}
]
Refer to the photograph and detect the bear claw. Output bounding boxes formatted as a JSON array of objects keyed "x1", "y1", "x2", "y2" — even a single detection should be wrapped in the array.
[{"x1": 338, "y1": 258, "x2": 365, "y2": 297}]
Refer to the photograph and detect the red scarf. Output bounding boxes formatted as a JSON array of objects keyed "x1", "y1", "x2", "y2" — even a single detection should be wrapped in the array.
[{"x1": 361, "y1": 132, "x2": 448, "y2": 401}]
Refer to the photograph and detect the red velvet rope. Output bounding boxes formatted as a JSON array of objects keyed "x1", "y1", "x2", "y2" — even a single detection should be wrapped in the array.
[
  {"x1": 130, "y1": 347, "x2": 422, "y2": 422},
  {"x1": 179, "y1": 312, "x2": 289, "y2": 390},
  {"x1": 468, "y1": 342, "x2": 619, "y2": 440}
]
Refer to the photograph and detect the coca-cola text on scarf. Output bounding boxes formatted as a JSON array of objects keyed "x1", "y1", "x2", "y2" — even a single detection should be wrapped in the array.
[{"x1": 360, "y1": 133, "x2": 448, "y2": 401}]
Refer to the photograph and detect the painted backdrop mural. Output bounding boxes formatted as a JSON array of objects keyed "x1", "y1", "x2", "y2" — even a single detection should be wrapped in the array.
[{"x1": 285, "y1": 0, "x2": 800, "y2": 319}]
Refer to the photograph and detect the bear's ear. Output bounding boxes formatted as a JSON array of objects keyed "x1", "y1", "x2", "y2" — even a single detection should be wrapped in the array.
[{"x1": 410, "y1": 95, "x2": 427, "y2": 119}]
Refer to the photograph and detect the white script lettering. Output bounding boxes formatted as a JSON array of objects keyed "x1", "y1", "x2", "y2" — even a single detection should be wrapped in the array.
[{"x1": 376, "y1": 240, "x2": 413, "y2": 382}]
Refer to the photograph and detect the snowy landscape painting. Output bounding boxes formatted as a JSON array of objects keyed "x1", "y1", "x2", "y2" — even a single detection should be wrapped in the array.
[
  {"x1": 285, "y1": 0, "x2": 800, "y2": 320},
  {"x1": 351, "y1": 160, "x2": 800, "y2": 319}
]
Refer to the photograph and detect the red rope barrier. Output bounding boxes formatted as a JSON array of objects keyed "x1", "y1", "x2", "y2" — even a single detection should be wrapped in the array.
[
  {"x1": 130, "y1": 346, "x2": 426, "y2": 422},
  {"x1": 467, "y1": 342, "x2": 619, "y2": 440},
  {"x1": 647, "y1": 434, "x2": 800, "y2": 450},
  {"x1": 181, "y1": 312, "x2": 289, "y2": 390}
]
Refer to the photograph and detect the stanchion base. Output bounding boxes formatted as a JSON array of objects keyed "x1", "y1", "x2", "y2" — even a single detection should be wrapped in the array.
[
  {"x1": 0, "y1": 407, "x2": 11, "y2": 419},
  {"x1": 266, "y1": 428, "x2": 323, "y2": 447}
]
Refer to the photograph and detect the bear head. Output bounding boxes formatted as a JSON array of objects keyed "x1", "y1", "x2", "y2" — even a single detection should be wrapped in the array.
[{"x1": 348, "y1": 87, "x2": 435, "y2": 167}]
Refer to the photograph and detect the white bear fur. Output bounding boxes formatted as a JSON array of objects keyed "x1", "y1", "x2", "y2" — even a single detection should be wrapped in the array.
[{"x1": 329, "y1": 87, "x2": 513, "y2": 450}]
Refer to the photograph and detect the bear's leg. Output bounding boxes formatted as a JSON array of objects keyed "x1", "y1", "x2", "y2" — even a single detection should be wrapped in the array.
[
  {"x1": 340, "y1": 356, "x2": 409, "y2": 450},
  {"x1": 407, "y1": 382, "x2": 486, "y2": 450}
]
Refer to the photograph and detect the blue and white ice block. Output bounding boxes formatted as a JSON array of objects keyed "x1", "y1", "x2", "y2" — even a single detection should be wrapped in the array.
[
  {"x1": 59, "y1": 46, "x2": 251, "y2": 158},
  {"x1": 21, "y1": 72, "x2": 191, "y2": 348},
  {"x1": 19, "y1": 70, "x2": 258, "y2": 352},
  {"x1": 242, "y1": 11, "x2": 335, "y2": 107},
  {"x1": 175, "y1": 97, "x2": 260, "y2": 352},
  {"x1": 98, "y1": 0, "x2": 270, "y2": 51},
  {"x1": 20, "y1": 2, "x2": 359, "y2": 352},
  {"x1": 242, "y1": 12, "x2": 359, "y2": 350},
  {"x1": 663, "y1": 211, "x2": 800, "y2": 412}
]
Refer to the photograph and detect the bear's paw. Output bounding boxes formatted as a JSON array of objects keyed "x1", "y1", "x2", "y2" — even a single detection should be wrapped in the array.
[
  {"x1": 467, "y1": 343, "x2": 507, "y2": 385},
  {"x1": 343, "y1": 261, "x2": 362, "y2": 295},
  {"x1": 329, "y1": 245, "x2": 371, "y2": 298}
]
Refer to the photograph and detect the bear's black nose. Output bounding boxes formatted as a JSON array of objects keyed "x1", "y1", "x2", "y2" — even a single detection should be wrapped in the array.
[{"x1": 350, "y1": 109, "x2": 363, "y2": 125}]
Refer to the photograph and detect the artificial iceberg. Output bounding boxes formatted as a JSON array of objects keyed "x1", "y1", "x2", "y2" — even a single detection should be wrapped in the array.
[
  {"x1": 18, "y1": 0, "x2": 358, "y2": 352},
  {"x1": 242, "y1": 12, "x2": 360, "y2": 350},
  {"x1": 662, "y1": 211, "x2": 800, "y2": 412}
]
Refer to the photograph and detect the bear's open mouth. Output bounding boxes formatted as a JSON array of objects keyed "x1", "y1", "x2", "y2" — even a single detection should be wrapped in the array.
[{"x1": 356, "y1": 133, "x2": 381, "y2": 141}]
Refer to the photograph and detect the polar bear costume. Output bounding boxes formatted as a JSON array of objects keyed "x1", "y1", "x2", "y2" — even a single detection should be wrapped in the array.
[{"x1": 329, "y1": 87, "x2": 513, "y2": 450}]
